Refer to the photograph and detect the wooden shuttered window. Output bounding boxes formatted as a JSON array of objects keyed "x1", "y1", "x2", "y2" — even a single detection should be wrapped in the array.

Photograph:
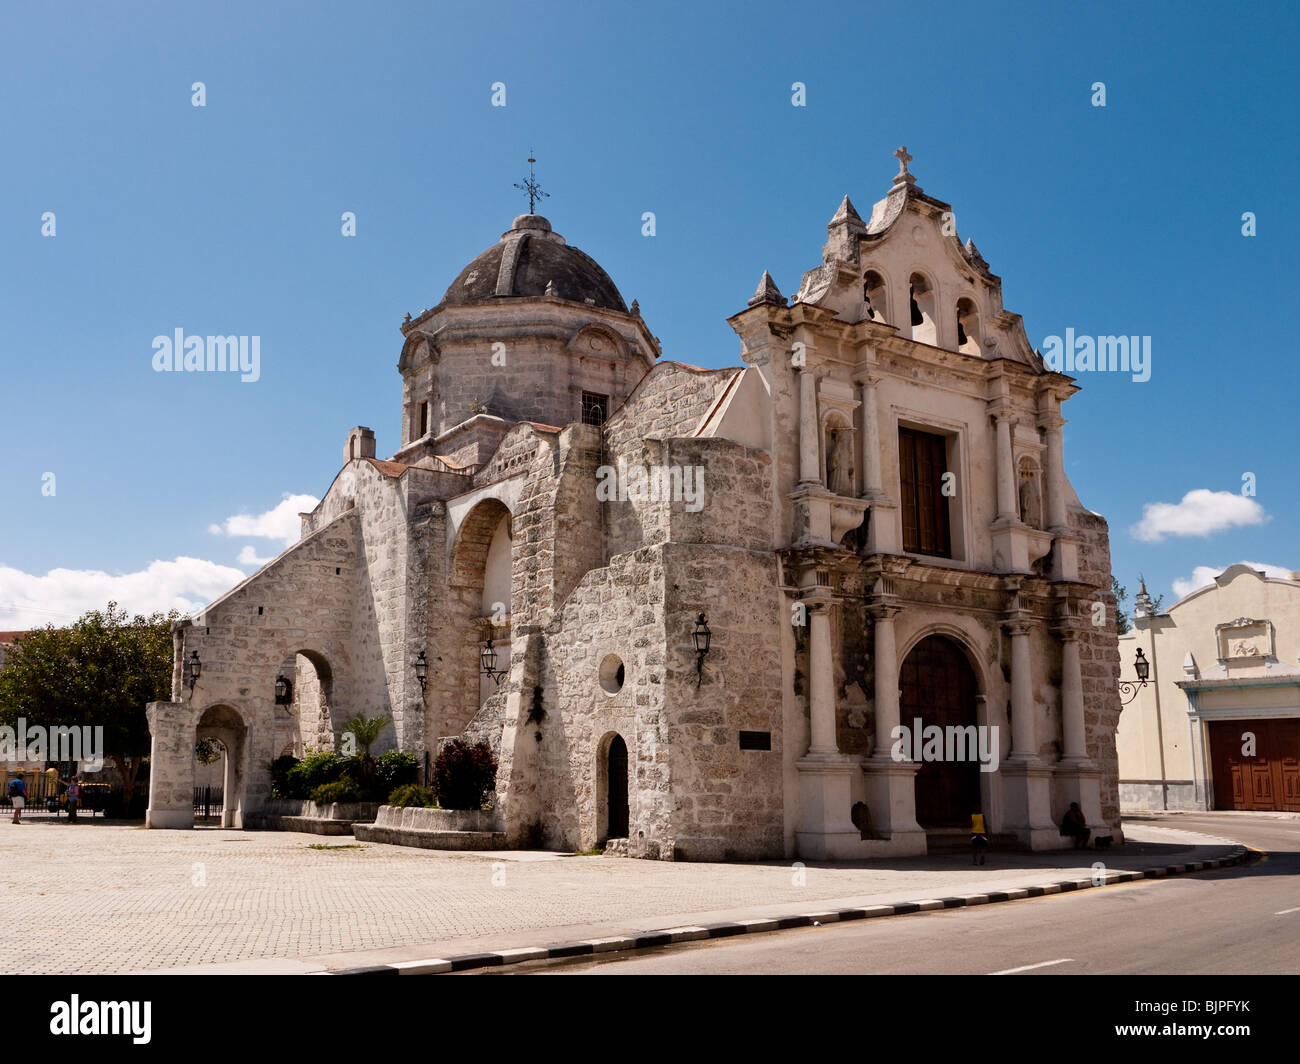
[{"x1": 898, "y1": 427, "x2": 952, "y2": 557}]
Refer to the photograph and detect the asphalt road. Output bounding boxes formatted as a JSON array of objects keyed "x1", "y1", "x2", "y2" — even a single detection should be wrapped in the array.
[{"x1": 495, "y1": 814, "x2": 1300, "y2": 975}]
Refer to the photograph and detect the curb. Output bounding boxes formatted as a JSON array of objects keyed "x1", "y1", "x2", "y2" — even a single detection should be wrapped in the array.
[{"x1": 330, "y1": 846, "x2": 1248, "y2": 975}]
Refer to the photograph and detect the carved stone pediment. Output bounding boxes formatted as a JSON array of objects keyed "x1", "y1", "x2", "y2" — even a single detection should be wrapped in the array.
[{"x1": 1215, "y1": 617, "x2": 1274, "y2": 662}]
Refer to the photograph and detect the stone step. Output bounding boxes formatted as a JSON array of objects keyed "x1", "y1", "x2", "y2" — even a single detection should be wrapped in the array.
[
  {"x1": 925, "y1": 830, "x2": 1025, "y2": 855},
  {"x1": 352, "y1": 823, "x2": 507, "y2": 850}
]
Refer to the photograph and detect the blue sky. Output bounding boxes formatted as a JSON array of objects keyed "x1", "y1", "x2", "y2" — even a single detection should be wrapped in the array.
[{"x1": 0, "y1": 0, "x2": 1297, "y2": 627}]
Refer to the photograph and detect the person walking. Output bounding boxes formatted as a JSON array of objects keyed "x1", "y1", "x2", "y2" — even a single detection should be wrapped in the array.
[
  {"x1": 66, "y1": 777, "x2": 81, "y2": 821},
  {"x1": 970, "y1": 812, "x2": 989, "y2": 865},
  {"x1": 8, "y1": 775, "x2": 27, "y2": 824}
]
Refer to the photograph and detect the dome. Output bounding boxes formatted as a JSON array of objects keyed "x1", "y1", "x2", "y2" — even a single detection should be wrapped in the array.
[{"x1": 440, "y1": 214, "x2": 628, "y2": 313}]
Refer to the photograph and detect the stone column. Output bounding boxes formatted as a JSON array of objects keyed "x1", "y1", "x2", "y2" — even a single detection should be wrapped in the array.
[
  {"x1": 993, "y1": 411, "x2": 1018, "y2": 521},
  {"x1": 798, "y1": 367, "x2": 821, "y2": 484},
  {"x1": 871, "y1": 602, "x2": 901, "y2": 755},
  {"x1": 857, "y1": 591, "x2": 925, "y2": 854},
  {"x1": 1042, "y1": 410, "x2": 1067, "y2": 530},
  {"x1": 1059, "y1": 630, "x2": 1087, "y2": 761},
  {"x1": 807, "y1": 603, "x2": 837, "y2": 756},
  {"x1": 1000, "y1": 614, "x2": 1057, "y2": 847},
  {"x1": 1006, "y1": 618, "x2": 1036, "y2": 759},
  {"x1": 856, "y1": 374, "x2": 883, "y2": 498}
]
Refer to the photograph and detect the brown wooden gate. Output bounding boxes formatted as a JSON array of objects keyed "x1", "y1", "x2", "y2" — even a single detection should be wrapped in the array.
[
  {"x1": 1208, "y1": 718, "x2": 1300, "y2": 812},
  {"x1": 901, "y1": 635, "x2": 982, "y2": 827}
]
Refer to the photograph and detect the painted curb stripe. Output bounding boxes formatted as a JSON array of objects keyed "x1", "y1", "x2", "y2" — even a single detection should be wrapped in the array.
[{"x1": 330, "y1": 846, "x2": 1248, "y2": 974}]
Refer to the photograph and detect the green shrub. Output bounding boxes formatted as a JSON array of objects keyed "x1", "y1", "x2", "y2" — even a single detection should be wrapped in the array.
[
  {"x1": 310, "y1": 779, "x2": 362, "y2": 805},
  {"x1": 431, "y1": 739, "x2": 497, "y2": 810},
  {"x1": 268, "y1": 755, "x2": 299, "y2": 799},
  {"x1": 287, "y1": 752, "x2": 342, "y2": 799},
  {"x1": 387, "y1": 783, "x2": 437, "y2": 808},
  {"x1": 376, "y1": 750, "x2": 419, "y2": 792}
]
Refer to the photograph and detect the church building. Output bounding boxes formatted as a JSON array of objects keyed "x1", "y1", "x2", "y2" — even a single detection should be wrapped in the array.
[{"x1": 145, "y1": 150, "x2": 1125, "y2": 859}]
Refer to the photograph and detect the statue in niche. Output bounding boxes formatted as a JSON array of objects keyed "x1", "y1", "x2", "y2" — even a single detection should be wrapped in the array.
[
  {"x1": 825, "y1": 423, "x2": 854, "y2": 495},
  {"x1": 1018, "y1": 465, "x2": 1042, "y2": 528}
]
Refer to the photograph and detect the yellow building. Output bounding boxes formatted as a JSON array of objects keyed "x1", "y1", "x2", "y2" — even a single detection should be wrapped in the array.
[{"x1": 1117, "y1": 564, "x2": 1300, "y2": 811}]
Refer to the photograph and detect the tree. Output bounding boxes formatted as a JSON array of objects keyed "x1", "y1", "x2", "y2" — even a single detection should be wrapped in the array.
[
  {"x1": 0, "y1": 602, "x2": 177, "y2": 806},
  {"x1": 1112, "y1": 576, "x2": 1164, "y2": 636},
  {"x1": 1112, "y1": 577, "x2": 1131, "y2": 635},
  {"x1": 339, "y1": 712, "x2": 391, "y2": 789}
]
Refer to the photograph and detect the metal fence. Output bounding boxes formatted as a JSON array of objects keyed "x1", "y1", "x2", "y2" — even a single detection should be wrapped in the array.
[{"x1": 194, "y1": 786, "x2": 224, "y2": 820}]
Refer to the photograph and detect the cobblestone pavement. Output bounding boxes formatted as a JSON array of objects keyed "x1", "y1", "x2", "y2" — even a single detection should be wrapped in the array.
[{"x1": 0, "y1": 817, "x2": 1237, "y2": 974}]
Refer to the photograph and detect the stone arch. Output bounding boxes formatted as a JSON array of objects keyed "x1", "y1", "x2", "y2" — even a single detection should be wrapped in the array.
[
  {"x1": 897, "y1": 621, "x2": 990, "y2": 698},
  {"x1": 956, "y1": 295, "x2": 983, "y2": 356},
  {"x1": 862, "y1": 267, "x2": 890, "y2": 324},
  {"x1": 195, "y1": 702, "x2": 250, "y2": 828},
  {"x1": 283, "y1": 648, "x2": 337, "y2": 753},
  {"x1": 596, "y1": 730, "x2": 630, "y2": 843},
  {"x1": 440, "y1": 497, "x2": 515, "y2": 738},
  {"x1": 908, "y1": 270, "x2": 938, "y2": 346}
]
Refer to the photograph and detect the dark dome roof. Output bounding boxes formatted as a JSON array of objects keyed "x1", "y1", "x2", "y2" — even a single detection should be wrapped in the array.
[{"x1": 440, "y1": 215, "x2": 627, "y2": 313}]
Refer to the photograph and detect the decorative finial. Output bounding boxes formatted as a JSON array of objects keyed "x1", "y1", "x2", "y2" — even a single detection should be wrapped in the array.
[
  {"x1": 630, "y1": 299, "x2": 640, "y2": 316},
  {"x1": 513, "y1": 151, "x2": 550, "y2": 215},
  {"x1": 894, "y1": 145, "x2": 913, "y2": 178}
]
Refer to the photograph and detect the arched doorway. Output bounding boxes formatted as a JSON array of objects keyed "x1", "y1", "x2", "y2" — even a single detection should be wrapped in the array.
[
  {"x1": 195, "y1": 704, "x2": 248, "y2": 829},
  {"x1": 901, "y1": 635, "x2": 981, "y2": 828},
  {"x1": 605, "y1": 734, "x2": 629, "y2": 840}
]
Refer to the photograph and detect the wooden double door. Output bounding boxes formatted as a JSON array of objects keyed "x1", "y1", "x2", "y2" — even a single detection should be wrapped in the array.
[
  {"x1": 1208, "y1": 718, "x2": 1300, "y2": 812},
  {"x1": 901, "y1": 635, "x2": 982, "y2": 828}
]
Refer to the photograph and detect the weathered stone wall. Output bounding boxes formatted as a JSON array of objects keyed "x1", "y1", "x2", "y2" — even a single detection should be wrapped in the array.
[
  {"x1": 1070, "y1": 505, "x2": 1123, "y2": 834},
  {"x1": 173, "y1": 511, "x2": 364, "y2": 811},
  {"x1": 534, "y1": 550, "x2": 668, "y2": 853},
  {"x1": 603, "y1": 363, "x2": 741, "y2": 557},
  {"x1": 663, "y1": 542, "x2": 786, "y2": 860}
]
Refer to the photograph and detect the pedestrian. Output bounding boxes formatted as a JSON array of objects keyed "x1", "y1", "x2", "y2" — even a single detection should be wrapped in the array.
[
  {"x1": 970, "y1": 811, "x2": 989, "y2": 865},
  {"x1": 66, "y1": 777, "x2": 81, "y2": 821},
  {"x1": 1060, "y1": 801, "x2": 1091, "y2": 849},
  {"x1": 8, "y1": 774, "x2": 27, "y2": 824}
]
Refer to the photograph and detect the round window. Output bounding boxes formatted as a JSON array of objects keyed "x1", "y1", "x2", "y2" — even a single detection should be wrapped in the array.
[{"x1": 599, "y1": 654, "x2": 625, "y2": 694}]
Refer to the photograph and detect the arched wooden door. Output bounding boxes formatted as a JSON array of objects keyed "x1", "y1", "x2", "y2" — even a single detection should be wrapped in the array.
[
  {"x1": 607, "y1": 734, "x2": 629, "y2": 838},
  {"x1": 901, "y1": 635, "x2": 981, "y2": 828}
]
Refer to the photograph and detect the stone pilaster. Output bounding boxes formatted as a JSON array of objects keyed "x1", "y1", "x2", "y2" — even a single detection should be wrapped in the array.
[{"x1": 144, "y1": 701, "x2": 195, "y2": 830}]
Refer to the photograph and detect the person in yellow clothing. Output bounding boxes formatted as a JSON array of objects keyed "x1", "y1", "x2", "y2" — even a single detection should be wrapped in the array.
[{"x1": 970, "y1": 812, "x2": 989, "y2": 865}]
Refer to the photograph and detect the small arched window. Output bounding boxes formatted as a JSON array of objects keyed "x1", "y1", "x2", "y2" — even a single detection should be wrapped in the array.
[
  {"x1": 908, "y1": 274, "x2": 937, "y2": 345},
  {"x1": 863, "y1": 270, "x2": 888, "y2": 324},
  {"x1": 956, "y1": 297, "x2": 982, "y2": 356}
]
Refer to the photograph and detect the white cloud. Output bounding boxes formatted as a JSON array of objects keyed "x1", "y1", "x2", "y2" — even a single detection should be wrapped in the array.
[
  {"x1": 0, "y1": 557, "x2": 250, "y2": 629},
  {"x1": 209, "y1": 493, "x2": 319, "y2": 546},
  {"x1": 1130, "y1": 489, "x2": 1268, "y2": 542},
  {"x1": 236, "y1": 545, "x2": 275, "y2": 567},
  {"x1": 1171, "y1": 560, "x2": 1296, "y2": 600}
]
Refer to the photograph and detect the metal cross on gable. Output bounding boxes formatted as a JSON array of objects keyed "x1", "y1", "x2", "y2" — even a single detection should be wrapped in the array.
[{"x1": 514, "y1": 152, "x2": 550, "y2": 214}]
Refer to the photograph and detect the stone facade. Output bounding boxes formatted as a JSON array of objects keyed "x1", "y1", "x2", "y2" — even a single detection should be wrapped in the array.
[{"x1": 146, "y1": 153, "x2": 1124, "y2": 858}]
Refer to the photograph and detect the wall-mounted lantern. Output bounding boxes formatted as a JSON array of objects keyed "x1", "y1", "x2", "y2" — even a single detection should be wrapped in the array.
[
  {"x1": 1118, "y1": 647, "x2": 1150, "y2": 706},
  {"x1": 185, "y1": 650, "x2": 202, "y2": 692},
  {"x1": 414, "y1": 650, "x2": 428, "y2": 694},
  {"x1": 480, "y1": 636, "x2": 504, "y2": 685},
  {"x1": 693, "y1": 613, "x2": 711, "y2": 687},
  {"x1": 274, "y1": 675, "x2": 293, "y2": 705}
]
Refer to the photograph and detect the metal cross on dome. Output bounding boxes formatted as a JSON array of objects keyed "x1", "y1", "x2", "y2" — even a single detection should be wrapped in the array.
[{"x1": 514, "y1": 152, "x2": 550, "y2": 214}]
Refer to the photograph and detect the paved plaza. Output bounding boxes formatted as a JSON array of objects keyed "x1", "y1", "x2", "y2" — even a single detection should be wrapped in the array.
[{"x1": 0, "y1": 816, "x2": 1241, "y2": 973}]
